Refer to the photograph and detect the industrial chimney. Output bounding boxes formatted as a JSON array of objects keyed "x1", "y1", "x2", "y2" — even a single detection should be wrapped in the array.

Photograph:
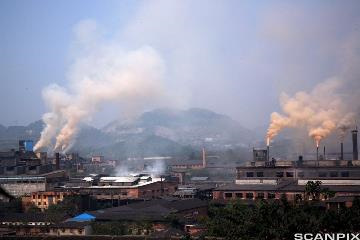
[
  {"x1": 202, "y1": 148, "x2": 206, "y2": 168},
  {"x1": 340, "y1": 142, "x2": 344, "y2": 160},
  {"x1": 352, "y1": 127, "x2": 358, "y2": 160},
  {"x1": 316, "y1": 145, "x2": 319, "y2": 163},
  {"x1": 55, "y1": 152, "x2": 60, "y2": 170}
]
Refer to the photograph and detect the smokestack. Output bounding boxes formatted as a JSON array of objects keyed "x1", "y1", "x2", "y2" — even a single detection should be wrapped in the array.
[
  {"x1": 352, "y1": 127, "x2": 358, "y2": 160},
  {"x1": 202, "y1": 148, "x2": 206, "y2": 168},
  {"x1": 267, "y1": 145, "x2": 270, "y2": 161},
  {"x1": 323, "y1": 146, "x2": 326, "y2": 160},
  {"x1": 316, "y1": 146, "x2": 319, "y2": 164},
  {"x1": 55, "y1": 152, "x2": 60, "y2": 170},
  {"x1": 340, "y1": 142, "x2": 344, "y2": 160}
]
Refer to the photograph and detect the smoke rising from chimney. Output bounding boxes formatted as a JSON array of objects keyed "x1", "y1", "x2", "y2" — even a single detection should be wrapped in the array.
[
  {"x1": 266, "y1": 78, "x2": 355, "y2": 146},
  {"x1": 35, "y1": 20, "x2": 168, "y2": 152},
  {"x1": 337, "y1": 112, "x2": 355, "y2": 141}
]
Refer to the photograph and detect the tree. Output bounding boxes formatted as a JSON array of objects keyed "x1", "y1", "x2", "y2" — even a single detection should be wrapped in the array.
[
  {"x1": 206, "y1": 197, "x2": 360, "y2": 239},
  {"x1": 321, "y1": 188, "x2": 335, "y2": 200},
  {"x1": 305, "y1": 181, "x2": 322, "y2": 200}
]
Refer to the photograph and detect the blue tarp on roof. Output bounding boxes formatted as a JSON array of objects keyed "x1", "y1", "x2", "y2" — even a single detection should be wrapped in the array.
[{"x1": 70, "y1": 213, "x2": 96, "y2": 222}]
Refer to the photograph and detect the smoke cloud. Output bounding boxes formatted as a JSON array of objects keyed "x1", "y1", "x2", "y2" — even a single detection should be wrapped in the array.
[
  {"x1": 266, "y1": 78, "x2": 355, "y2": 146},
  {"x1": 35, "y1": 20, "x2": 168, "y2": 152},
  {"x1": 115, "y1": 159, "x2": 165, "y2": 177},
  {"x1": 337, "y1": 113, "x2": 356, "y2": 141}
]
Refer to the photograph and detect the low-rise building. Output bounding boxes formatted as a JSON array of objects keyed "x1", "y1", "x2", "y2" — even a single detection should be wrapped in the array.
[
  {"x1": 29, "y1": 191, "x2": 74, "y2": 210},
  {"x1": 79, "y1": 198, "x2": 208, "y2": 236},
  {"x1": 0, "y1": 170, "x2": 68, "y2": 197},
  {"x1": 213, "y1": 147, "x2": 360, "y2": 204},
  {"x1": 62, "y1": 175, "x2": 178, "y2": 202},
  {"x1": 48, "y1": 222, "x2": 92, "y2": 236}
]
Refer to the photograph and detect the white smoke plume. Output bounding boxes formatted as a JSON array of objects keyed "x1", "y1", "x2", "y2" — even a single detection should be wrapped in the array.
[
  {"x1": 266, "y1": 78, "x2": 353, "y2": 146},
  {"x1": 35, "y1": 20, "x2": 167, "y2": 153},
  {"x1": 115, "y1": 159, "x2": 165, "y2": 177}
]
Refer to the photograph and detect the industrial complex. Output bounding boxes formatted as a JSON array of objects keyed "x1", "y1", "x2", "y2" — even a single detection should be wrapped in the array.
[{"x1": 0, "y1": 126, "x2": 359, "y2": 237}]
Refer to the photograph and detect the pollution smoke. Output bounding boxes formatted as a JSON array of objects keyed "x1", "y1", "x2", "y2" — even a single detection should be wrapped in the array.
[
  {"x1": 115, "y1": 159, "x2": 165, "y2": 177},
  {"x1": 266, "y1": 78, "x2": 352, "y2": 146},
  {"x1": 337, "y1": 113, "x2": 355, "y2": 141},
  {"x1": 35, "y1": 20, "x2": 167, "y2": 152}
]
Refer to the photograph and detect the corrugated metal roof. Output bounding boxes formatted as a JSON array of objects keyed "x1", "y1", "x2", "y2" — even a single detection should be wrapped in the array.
[{"x1": 99, "y1": 176, "x2": 139, "y2": 183}]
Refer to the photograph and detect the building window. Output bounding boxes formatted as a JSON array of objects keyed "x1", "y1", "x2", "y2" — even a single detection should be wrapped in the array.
[
  {"x1": 341, "y1": 171, "x2": 350, "y2": 177},
  {"x1": 246, "y1": 193, "x2": 254, "y2": 199},
  {"x1": 235, "y1": 193, "x2": 243, "y2": 198},
  {"x1": 43, "y1": 195, "x2": 46, "y2": 199},
  {"x1": 32, "y1": 195, "x2": 35, "y2": 199},
  {"x1": 318, "y1": 172, "x2": 327, "y2": 177},
  {"x1": 224, "y1": 193, "x2": 233, "y2": 199},
  {"x1": 286, "y1": 172, "x2": 294, "y2": 177},
  {"x1": 257, "y1": 193, "x2": 265, "y2": 199},
  {"x1": 78, "y1": 229, "x2": 83, "y2": 234},
  {"x1": 330, "y1": 172, "x2": 338, "y2": 177},
  {"x1": 38, "y1": 202, "x2": 41, "y2": 205},
  {"x1": 246, "y1": 172, "x2": 254, "y2": 178},
  {"x1": 276, "y1": 172, "x2": 284, "y2": 178},
  {"x1": 268, "y1": 193, "x2": 275, "y2": 199},
  {"x1": 256, "y1": 172, "x2": 264, "y2": 177}
]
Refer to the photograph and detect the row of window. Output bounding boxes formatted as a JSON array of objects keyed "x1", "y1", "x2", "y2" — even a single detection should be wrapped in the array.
[
  {"x1": 32, "y1": 195, "x2": 61, "y2": 199},
  {"x1": 224, "y1": 192, "x2": 293, "y2": 200},
  {"x1": 34, "y1": 200, "x2": 61, "y2": 205},
  {"x1": 245, "y1": 171, "x2": 350, "y2": 178}
]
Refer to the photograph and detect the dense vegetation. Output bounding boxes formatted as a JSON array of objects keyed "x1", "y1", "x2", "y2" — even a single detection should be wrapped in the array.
[{"x1": 205, "y1": 198, "x2": 360, "y2": 240}]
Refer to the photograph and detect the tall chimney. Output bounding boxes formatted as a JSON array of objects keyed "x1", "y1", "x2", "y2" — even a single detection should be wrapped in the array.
[
  {"x1": 267, "y1": 145, "x2": 270, "y2": 161},
  {"x1": 202, "y1": 148, "x2": 206, "y2": 168},
  {"x1": 316, "y1": 146, "x2": 319, "y2": 164},
  {"x1": 352, "y1": 127, "x2": 358, "y2": 160},
  {"x1": 55, "y1": 152, "x2": 60, "y2": 170},
  {"x1": 340, "y1": 142, "x2": 344, "y2": 160},
  {"x1": 323, "y1": 146, "x2": 326, "y2": 160}
]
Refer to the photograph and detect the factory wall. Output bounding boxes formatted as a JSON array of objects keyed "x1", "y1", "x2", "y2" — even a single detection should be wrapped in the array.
[{"x1": 1, "y1": 181, "x2": 46, "y2": 197}]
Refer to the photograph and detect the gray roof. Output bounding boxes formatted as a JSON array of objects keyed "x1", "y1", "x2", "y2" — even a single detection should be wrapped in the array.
[
  {"x1": 215, "y1": 183, "x2": 278, "y2": 191},
  {"x1": 88, "y1": 199, "x2": 208, "y2": 222},
  {"x1": 52, "y1": 221, "x2": 90, "y2": 229}
]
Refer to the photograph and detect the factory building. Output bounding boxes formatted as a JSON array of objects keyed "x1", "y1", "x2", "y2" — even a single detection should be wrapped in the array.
[
  {"x1": 0, "y1": 170, "x2": 68, "y2": 197},
  {"x1": 29, "y1": 191, "x2": 74, "y2": 210},
  {"x1": 214, "y1": 127, "x2": 360, "y2": 204},
  {"x1": 60, "y1": 174, "x2": 178, "y2": 202},
  {"x1": 171, "y1": 148, "x2": 207, "y2": 169},
  {"x1": 0, "y1": 141, "x2": 57, "y2": 176}
]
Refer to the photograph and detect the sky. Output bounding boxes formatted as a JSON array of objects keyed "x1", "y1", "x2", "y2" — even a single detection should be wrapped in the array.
[{"x1": 1, "y1": 0, "x2": 360, "y2": 130}]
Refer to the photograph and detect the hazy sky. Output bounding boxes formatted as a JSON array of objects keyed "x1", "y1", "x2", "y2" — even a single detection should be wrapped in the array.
[{"x1": 1, "y1": 0, "x2": 360, "y2": 129}]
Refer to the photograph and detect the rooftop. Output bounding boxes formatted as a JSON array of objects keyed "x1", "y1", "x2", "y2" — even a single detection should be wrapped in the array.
[
  {"x1": 99, "y1": 176, "x2": 139, "y2": 183},
  {"x1": 85, "y1": 199, "x2": 208, "y2": 222}
]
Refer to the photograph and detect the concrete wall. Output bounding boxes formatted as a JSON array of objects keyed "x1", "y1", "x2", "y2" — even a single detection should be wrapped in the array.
[{"x1": 1, "y1": 182, "x2": 46, "y2": 197}]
